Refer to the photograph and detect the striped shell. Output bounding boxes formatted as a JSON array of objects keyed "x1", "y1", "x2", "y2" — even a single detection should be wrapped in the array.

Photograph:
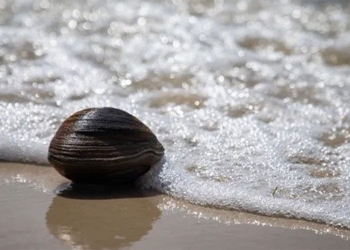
[{"x1": 48, "y1": 107, "x2": 164, "y2": 184}]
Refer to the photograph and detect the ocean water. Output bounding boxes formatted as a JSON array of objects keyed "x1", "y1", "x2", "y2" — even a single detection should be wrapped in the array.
[{"x1": 1, "y1": 0, "x2": 350, "y2": 228}]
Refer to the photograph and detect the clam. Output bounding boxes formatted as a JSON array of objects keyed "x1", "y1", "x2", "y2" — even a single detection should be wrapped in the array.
[{"x1": 48, "y1": 107, "x2": 164, "y2": 184}]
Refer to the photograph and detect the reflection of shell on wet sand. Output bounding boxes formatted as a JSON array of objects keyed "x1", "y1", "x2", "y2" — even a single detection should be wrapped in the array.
[
  {"x1": 48, "y1": 107, "x2": 165, "y2": 184},
  {"x1": 45, "y1": 184, "x2": 161, "y2": 249}
]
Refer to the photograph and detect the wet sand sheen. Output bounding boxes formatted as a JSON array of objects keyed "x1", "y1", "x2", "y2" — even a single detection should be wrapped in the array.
[{"x1": 1, "y1": 163, "x2": 350, "y2": 250}]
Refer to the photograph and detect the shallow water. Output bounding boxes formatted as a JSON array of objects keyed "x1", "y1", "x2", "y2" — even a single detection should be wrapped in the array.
[{"x1": 1, "y1": 0, "x2": 350, "y2": 228}]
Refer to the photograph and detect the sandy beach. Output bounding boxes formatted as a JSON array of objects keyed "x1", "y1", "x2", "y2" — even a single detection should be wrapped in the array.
[{"x1": 1, "y1": 162, "x2": 350, "y2": 250}]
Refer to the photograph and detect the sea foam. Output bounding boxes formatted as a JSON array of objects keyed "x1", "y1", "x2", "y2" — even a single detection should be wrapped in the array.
[{"x1": 1, "y1": 0, "x2": 350, "y2": 228}]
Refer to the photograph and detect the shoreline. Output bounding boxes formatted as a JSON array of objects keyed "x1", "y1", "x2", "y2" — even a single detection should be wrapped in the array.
[{"x1": 1, "y1": 162, "x2": 350, "y2": 249}]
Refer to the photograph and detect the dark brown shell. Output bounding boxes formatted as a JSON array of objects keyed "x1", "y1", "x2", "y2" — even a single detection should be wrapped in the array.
[{"x1": 48, "y1": 107, "x2": 164, "y2": 184}]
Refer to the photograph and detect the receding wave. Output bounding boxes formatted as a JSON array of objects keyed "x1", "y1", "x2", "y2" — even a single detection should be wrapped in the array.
[{"x1": 1, "y1": 0, "x2": 350, "y2": 228}]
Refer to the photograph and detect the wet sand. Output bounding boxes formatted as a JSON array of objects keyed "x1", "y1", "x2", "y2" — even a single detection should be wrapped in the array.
[{"x1": 1, "y1": 163, "x2": 350, "y2": 250}]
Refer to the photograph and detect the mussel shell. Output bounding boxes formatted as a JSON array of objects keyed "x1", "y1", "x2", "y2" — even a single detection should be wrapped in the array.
[{"x1": 48, "y1": 107, "x2": 164, "y2": 184}]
